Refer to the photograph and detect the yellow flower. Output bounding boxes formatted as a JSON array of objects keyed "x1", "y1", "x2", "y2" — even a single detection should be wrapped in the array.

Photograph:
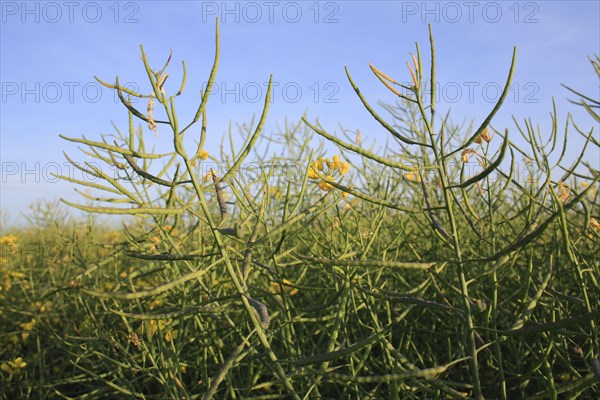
[
  {"x1": 34, "y1": 300, "x2": 52, "y2": 313},
  {"x1": 316, "y1": 158, "x2": 325, "y2": 171},
  {"x1": 269, "y1": 188, "x2": 282, "y2": 200},
  {"x1": 341, "y1": 192, "x2": 349, "y2": 199},
  {"x1": 405, "y1": 171, "x2": 421, "y2": 182},
  {"x1": 338, "y1": 162, "x2": 350, "y2": 175},
  {"x1": 0, "y1": 235, "x2": 18, "y2": 245},
  {"x1": 20, "y1": 319, "x2": 36, "y2": 331},
  {"x1": 7, "y1": 270, "x2": 25, "y2": 279},
  {"x1": 1, "y1": 357, "x2": 27, "y2": 377},
  {"x1": 20, "y1": 319, "x2": 36, "y2": 342},
  {"x1": 318, "y1": 177, "x2": 334, "y2": 191},
  {"x1": 269, "y1": 279, "x2": 299, "y2": 296},
  {"x1": 149, "y1": 299, "x2": 162, "y2": 310},
  {"x1": 590, "y1": 218, "x2": 600, "y2": 231},
  {"x1": 13, "y1": 357, "x2": 26, "y2": 369},
  {"x1": 165, "y1": 330, "x2": 177, "y2": 342},
  {"x1": 558, "y1": 373, "x2": 572, "y2": 383},
  {"x1": 0, "y1": 235, "x2": 18, "y2": 254},
  {"x1": 307, "y1": 167, "x2": 319, "y2": 180},
  {"x1": 328, "y1": 155, "x2": 340, "y2": 170},
  {"x1": 557, "y1": 180, "x2": 570, "y2": 203},
  {"x1": 148, "y1": 319, "x2": 178, "y2": 342},
  {"x1": 198, "y1": 150, "x2": 209, "y2": 160}
]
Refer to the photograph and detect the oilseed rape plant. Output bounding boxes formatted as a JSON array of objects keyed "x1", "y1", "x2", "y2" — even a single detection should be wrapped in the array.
[{"x1": 1, "y1": 22, "x2": 599, "y2": 399}]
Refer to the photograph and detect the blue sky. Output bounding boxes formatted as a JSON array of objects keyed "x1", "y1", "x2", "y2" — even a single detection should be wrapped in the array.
[{"x1": 1, "y1": 0, "x2": 599, "y2": 224}]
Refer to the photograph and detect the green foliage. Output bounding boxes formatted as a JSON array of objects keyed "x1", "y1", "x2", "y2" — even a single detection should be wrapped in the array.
[{"x1": 1, "y1": 22, "x2": 599, "y2": 399}]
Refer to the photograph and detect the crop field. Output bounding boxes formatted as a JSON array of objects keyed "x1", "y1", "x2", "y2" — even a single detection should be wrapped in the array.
[{"x1": 1, "y1": 23, "x2": 599, "y2": 400}]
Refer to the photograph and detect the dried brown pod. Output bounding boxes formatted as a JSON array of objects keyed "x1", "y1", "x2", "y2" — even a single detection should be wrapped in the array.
[
  {"x1": 211, "y1": 169, "x2": 228, "y2": 220},
  {"x1": 475, "y1": 128, "x2": 492, "y2": 145},
  {"x1": 147, "y1": 98, "x2": 158, "y2": 138}
]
